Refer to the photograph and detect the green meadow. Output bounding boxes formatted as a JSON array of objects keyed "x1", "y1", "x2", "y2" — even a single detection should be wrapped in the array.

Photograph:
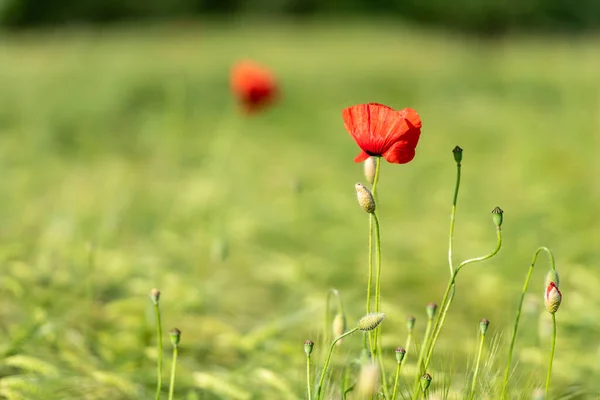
[{"x1": 0, "y1": 20, "x2": 599, "y2": 399}]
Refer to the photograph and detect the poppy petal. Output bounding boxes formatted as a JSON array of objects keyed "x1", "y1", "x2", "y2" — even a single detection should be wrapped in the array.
[
  {"x1": 398, "y1": 108, "x2": 422, "y2": 129},
  {"x1": 342, "y1": 103, "x2": 403, "y2": 156},
  {"x1": 354, "y1": 151, "x2": 371, "y2": 163},
  {"x1": 382, "y1": 141, "x2": 416, "y2": 164}
]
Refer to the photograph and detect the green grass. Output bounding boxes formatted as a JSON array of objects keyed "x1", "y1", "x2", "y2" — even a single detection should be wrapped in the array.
[{"x1": 0, "y1": 19, "x2": 599, "y2": 399}]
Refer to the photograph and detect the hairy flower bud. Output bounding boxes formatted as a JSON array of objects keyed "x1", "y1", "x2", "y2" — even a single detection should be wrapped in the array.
[
  {"x1": 357, "y1": 313, "x2": 385, "y2": 331},
  {"x1": 364, "y1": 156, "x2": 377, "y2": 185},
  {"x1": 355, "y1": 183, "x2": 376, "y2": 214},
  {"x1": 332, "y1": 313, "x2": 346, "y2": 346},
  {"x1": 479, "y1": 318, "x2": 489, "y2": 335},
  {"x1": 304, "y1": 339, "x2": 314, "y2": 356},
  {"x1": 544, "y1": 282, "x2": 562, "y2": 314}
]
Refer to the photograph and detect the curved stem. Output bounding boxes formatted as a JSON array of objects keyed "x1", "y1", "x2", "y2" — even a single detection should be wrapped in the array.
[
  {"x1": 167, "y1": 346, "x2": 178, "y2": 400},
  {"x1": 448, "y1": 163, "x2": 462, "y2": 276},
  {"x1": 469, "y1": 332, "x2": 486, "y2": 400},
  {"x1": 411, "y1": 317, "x2": 434, "y2": 400},
  {"x1": 315, "y1": 328, "x2": 358, "y2": 400},
  {"x1": 545, "y1": 313, "x2": 557, "y2": 397},
  {"x1": 424, "y1": 228, "x2": 502, "y2": 370},
  {"x1": 500, "y1": 246, "x2": 554, "y2": 399},
  {"x1": 154, "y1": 303, "x2": 163, "y2": 400},
  {"x1": 306, "y1": 354, "x2": 312, "y2": 400}
]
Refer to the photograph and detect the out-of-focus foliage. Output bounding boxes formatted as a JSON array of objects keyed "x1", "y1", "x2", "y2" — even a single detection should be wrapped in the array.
[{"x1": 2, "y1": 0, "x2": 600, "y2": 34}]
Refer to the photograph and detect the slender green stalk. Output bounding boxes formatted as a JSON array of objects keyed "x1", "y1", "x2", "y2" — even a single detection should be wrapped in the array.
[
  {"x1": 325, "y1": 289, "x2": 343, "y2": 343},
  {"x1": 306, "y1": 353, "x2": 312, "y2": 400},
  {"x1": 423, "y1": 228, "x2": 502, "y2": 371},
  {"x1": 411, "y1": 317, "x2": 434, "y2": 400},
  {"x1": 545, "y1": 313, "x2": 557, "y2": 397},
  {"x1": 154, "y1": 303, "x2": 163, "y2": 400},
  {"x1": 316, "y1": 328, "x2": 358, "y2": 400},
  {"x1": 448, "y1": 163, "x2": 462, "y2": 276},
  {"x1": 167, "y1": 346, "x2": 178, "y2": 400},
  {"x1": 367, "y1": 216, "x2": 374, "y2": 314},
  {"x1": 469, "y1": 332, "x2": 486, "y2": 400},
  {"x1": 403, "y1": 332, "x2": 413, "y2": 374},
  {"x1": 375, "y1": 333, "x2": 389, "y2": 400},
  {"x1": 373, "y1": 213, "x2": 382, "y2": 314},
  {"x1": 371, "y1": 157, "x2": 381, "y2": 198},
  {"x1": 500, "y1": 247, "x2": 555, "y2": 399},
  {"x1": 391, "y1": 355, "x2": 406, "y2": 400}
]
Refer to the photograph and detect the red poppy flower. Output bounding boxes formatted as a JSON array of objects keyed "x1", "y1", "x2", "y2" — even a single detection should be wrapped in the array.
[
  {"x1": 342, "y1": 103, "x2": 422, "y2": 164},
  {"x1": 230, "y1": 60, "x2": 278, "y2": 113}
]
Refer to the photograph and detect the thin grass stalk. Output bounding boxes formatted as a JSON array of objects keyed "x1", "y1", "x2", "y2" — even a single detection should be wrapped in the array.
[
  {"x1": 500, "y1": 247, "x2": 555, "y2": 399},
  {"x1": 167, "y1": 346, "x2": 178, "y2": 400},
  {"x1": 469, "y1": 331, "x2": 486, "y2": 400},
  {"x1": 154, "y1": 303, "x2": 163, "y2": 400},
  {"x1": 315, "y1": 328, "x2": 358, "y2": 400},
  {"x1": 545, "y1": 313, "x2": 557, "y2": 397}
]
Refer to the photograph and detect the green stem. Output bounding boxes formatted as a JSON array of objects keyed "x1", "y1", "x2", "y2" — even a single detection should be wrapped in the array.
[
  {"x1": 411, "y1": 317, "x2": 433, "y2": 400},
  {"x1": 367, "y1": 215, "x2": 374, "y2": 314},
  {"x1": 391, "y1": 361, "x2": 403, "y2": 400},
  {"x1": 371, "y1": 157, "x2": 381, "y2": 198},
  {"x1": 315, "y1": 328, "x2": 359, "y2": 400},
  {"x1": 545, "y1": 313, "x2": 557, "y2": 398},
  {"x1": 500, "y1": 246, "x2": 554, "y2": 399},
  {"x1": 448, "y1": 163, "x2": 462, "y2": 276},
  {"x1": 326, "y1": 289, "x2": 343, "y2": 343},
  {"x1": 423, "y1": 228, "x2": 502, "y2": 372},
  {"x1": 307, "y1": 354, "x2": 312, "y2": 400},
  {"x1": 373, "y1": 213, "x2": 382, "y2": 314},
  {"x1": 469, "y1": 332, "x2": 486, "y2": 400},
  {"x1": 403, "y1": 332, "x2": 413, "y2": 374},
  {"x1": 167, "y1": 345, "x2": 178, "y2": 400},
  {"x1": 154, "y1": 303, "x2": 163, "y2": 400}
]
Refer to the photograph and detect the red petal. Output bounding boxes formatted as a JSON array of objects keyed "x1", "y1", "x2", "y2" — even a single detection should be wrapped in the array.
[
  {"x1": 398, "y1": 108, "x2": 422, "y2": 129},
  {"x1": 354, "y1": 151, "x2": 370, "y2": 163},
  {"x1": 381, "y1": 140, "x2": 416, "y2": 164},
  {"x1": 342, "y1": 103, "x2": 404, "y2": 156}
]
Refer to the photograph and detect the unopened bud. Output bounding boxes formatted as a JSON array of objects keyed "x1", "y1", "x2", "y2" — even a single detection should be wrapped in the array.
[
  {"x1": 357, "y1": 362, "x2": 379, "y2": 398},
  {"x1": 420, "y1": 373, "x2": 432, "y2": 392},
  {"x1": 149, "y1": 288, "x2": 161, "y2": 305},
  {"x1": 364, "y1": 156, "x2": 377, "y2": 185},
  {"x1": 544, "y1": 282, "x2": 562, "y2": 314},
  {"x1": 452, "y1": 146, "x2": 463, "y2": 165},
  {"x1": 357, "y1": 312, "x2": 385, "y2": 331},
  {"x1": 304, "y1": 339, "x2": 314, "y2": 356},
  {"x1": 492, "y1": 206, "x2": 504, "y2": 227},
  {"x1": 395, "y1": 347, "x2": 406, "y2": 364},
  {"x1": 355, "y1": 183, "x2": 376, "y2": 214},
  {"x1": 479, "y1": 318, "x2": 489, "y2": 335},
  {"x1": 406, "y1": 315, "x2": 416, "y2": 332},
  {"x1": 332, "y1": 313, "x2": 346, "y2": 345},
  {"x1": 169, "y1": 328, "x2": 181, "y2": 347},
  {"x1": 532, "y1": 388, "x2": 545, "y2": 400},
  {"x1": 544, "y1": 269, "x2": 560, "y2": 288},
  {"x1": 426, "y1": 302, "x2": 437, "y2": 319}
]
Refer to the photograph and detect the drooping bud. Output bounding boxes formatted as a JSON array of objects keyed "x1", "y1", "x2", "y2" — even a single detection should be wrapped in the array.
[
  {"x1": 364, "y1": 156, "x2": 377, "y2": 185},
  {"x1": 357, "y1": 312, "x2": 385, "y2": 331},
  {"x1": 406, "y1": 315, "x2": 416, "y2": 332},
  {"x1": 355, "y1": 183, "x2": 376, "y2": 214},
  {"x1": 452, "y1": 146, "x2": 463, "y2": 165},
  {"x1": 356, "y1": 362, "x2": 379, "y2": 398},
  {"x1": 544, "y1": 270, "x2": 560, "y2": 288},
  {"x1": 544, "y1": 282, "x2": 562, "y2": 314},
  {"x1": 169, "y1": 328, "x2": 181, "y2": 347},
  {"x1": 420, "y1": 373, "x2": 432, "y2": 392},
  {"x1": 304, "y1": 339, "x2": 314, "y2": 356},
  {"x1": 332, "y1": 313, "x2": 346, "y2": 345},
  {"x1": 394, "y1": 347, "x2": 406, "y2": 364},
  {"x1": 426, "y1": 303, "x2": 438, "y2": 319},
  {"x1": 479, "y1": 318, "x2": 490, "y2": 335},
  {"x1": 149, "y1": 288, "x2": 161, "y2": 305},
  {"x1": 491, "y1": 207, "x2": 504, "y2": 227}
]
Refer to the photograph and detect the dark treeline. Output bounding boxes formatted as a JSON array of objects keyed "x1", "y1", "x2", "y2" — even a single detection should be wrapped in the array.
[{"x1": 1, "y1": 0, "x2": 599, "y2": 34}]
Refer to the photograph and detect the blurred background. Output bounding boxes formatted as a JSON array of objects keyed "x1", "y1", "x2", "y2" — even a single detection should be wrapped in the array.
[{"x1": 1, "y1": 0, "x2": 600, "y2": 399}]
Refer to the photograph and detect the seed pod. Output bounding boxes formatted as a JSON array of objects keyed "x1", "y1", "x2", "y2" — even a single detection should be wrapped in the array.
[
  {"x1": 479, "y1": 318, "x2": 490, "y2": 335},
  {"x1": 303, "y1": 339, "x2": 314, "y2": 356},
  {"x1": 492, "y1": 206, "x2": 504, "y2": 227},
  {"x1": 149, "y1": 288, "x2": 161, "y2": 305},
  {"x1": 395, "y1": 347, "x2": 406, "y2": 364},
  {"x1": 406, "y1": 315, "x2": 416, "y2": 332},
  {"x1": 169, "y1": 328, "x2": 181, "y2": 347},
  {"x1": 426, "y1": 302, "x2": 438, "y2": 319},
  {"x1": 420, "y1": 373, "x2": 432, "y2": 392},
  {"x1": 452, "y1": 146, "x2": 463, "y2": 164}
]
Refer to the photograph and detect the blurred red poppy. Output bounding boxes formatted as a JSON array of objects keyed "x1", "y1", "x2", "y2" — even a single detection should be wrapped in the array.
[
  {"x1": 342, "y1": 103, "x2": 422, "y2": 164},
  {"x1": 230, "y1": 60, "x2": 278, "y2": 113}
]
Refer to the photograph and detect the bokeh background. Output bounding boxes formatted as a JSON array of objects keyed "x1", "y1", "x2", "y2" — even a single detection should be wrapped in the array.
[{"x1": 1, "y1": 1, "x2": 600, "y2": 399}]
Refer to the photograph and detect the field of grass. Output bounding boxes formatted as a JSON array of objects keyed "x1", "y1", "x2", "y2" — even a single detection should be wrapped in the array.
[{"x1": 0, "y1": 19, "x2": 600, "y2": 399}]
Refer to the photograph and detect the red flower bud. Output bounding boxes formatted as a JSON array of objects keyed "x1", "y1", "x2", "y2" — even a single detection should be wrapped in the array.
[{"x1": 544, "y1": 282, "x2": 562, "y2": 314}]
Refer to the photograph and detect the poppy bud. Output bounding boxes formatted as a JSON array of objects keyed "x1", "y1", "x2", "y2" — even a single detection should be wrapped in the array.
[
  {"x1": 304, "y1": 339, "x2": 314, "y2": 356},
  {"x1": 149, "y1": 288, "x2": 161, "y2": 305},
  {"x1": 544, "y1": 270, "x2": 560, "y2": 288},
  {"x1": 479, "y1": 318, "x2": 489, "y2": 335},
  {"x1": 452, "y1": 146, "x2": 463, "y2": 165},
  {"x1": 544, "y1": 282, "x2": 562, "y2": 314},
  {"x1": 395, "y1": 347, "x2": 406, "y2": 364},
  {"x1": 426, "y1": 302, "x2": 437, "y2": 319},
  {"x1": 364, "y1": 156, "x2": 378, "y2": 185},
  {"x1": 406, "y1": 315, "x2": 416, "y2": 332},
  {"x1": 491, "y1": 207, "x2": 504, "y2": 227},
  {"x1": 357, "y1": 362, "x2": 379, "y2": 398},
  {"x1": 420, "y1": 373, "x2": 432, "y2": 392},
  {"x1": 332, "y1": 313, "x2": 346, "y2": 346},
  {"x1": 357, "y1": 312, "x2": 385, "y2": 331},
  {"x1": 355, "y1": 183, "x2": 376, "y2": 214},
  {"x1": 169, "y1": 328, "x2": 181, "y2": 347}
]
